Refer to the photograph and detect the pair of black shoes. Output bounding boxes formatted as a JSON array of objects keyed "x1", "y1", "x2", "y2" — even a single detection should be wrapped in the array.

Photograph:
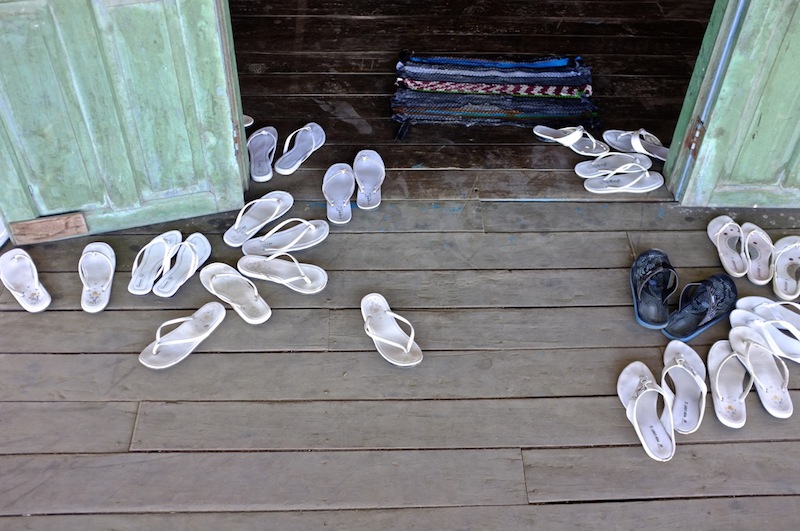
[{"x1": 630, "y1": 249, "x2": 737, "y2": 341}]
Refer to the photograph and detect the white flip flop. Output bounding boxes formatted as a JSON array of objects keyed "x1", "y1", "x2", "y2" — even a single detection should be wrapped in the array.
[
  {"x1": 0, "y1": 248, "x2": 51, "y2": 312},
  {"x1": 273, "y1": 122, "x2": 326, "y2": 175},
  {"x1": 707, "y1": 340, "x2": 752, "y2": 429},
  {"x1": 152, "y1": 233, "x2": 211, "y2": 298},
  {"x1": 241, "y1": 218, "x2": 329, "y2": 256},
  {"x1": 246, "y1": 126, "x2": 278, "y2": 182},
  {"x1": 706, "y1": 215, "x2": 747, "y2": 278},
  {"x1": 533, "y1": 125, "x2": 609, "y2": 156},
  {"x1": 128, "y1": 230, "x2": 182, "y2": 295},
  {"x1": 741, "y1": 222, "x2": 773, "y2": 285},
  {"x1": 730, "y1": 306, "x2": 800, "y2": 363},
  {"x1": 353, "y1": 149, "x2": 385, "y2": 209},
  {"x1": 617, "y1": 361, "x2": 675, "y2": 462},
  {"x1": 729, "y1": 326, "x2": 792, "y2": 419},
  {"x1": 361, "y1": 293, "x2": 423, "y2": 367},
  {"x1": 660, "y1": 341, "x2": 707, "y2": 434},
  {"x1": 574, "y1": 152, "x2": 652, "y2": 179},
  {"x1": 772, "y1": 236, "x2": 800, "y2": 300},
  {"x1": 322, "y1": 163, "x2": 355, "y2": 224},
  {"x1": 238, "y1": 252, "x2": 328, "y2": 294},
  {"x1": 78, "y1": 242, "x2": 115, "y2": 313},
  {"x1": 200, "y1": 262, "x2": 271, "y2": 325},
  {"x1": 223, "y1": 191, "x2": 294, "y2": 247},
  {"x1": 583, "y1": 166, "x2": 664, "y2": 194},
  {"x1": 602, "y1": 128, "x2": 670, "y2": 161},
  {"x1": 138, "y1": 301, "x2": 226, "y2": 369}
]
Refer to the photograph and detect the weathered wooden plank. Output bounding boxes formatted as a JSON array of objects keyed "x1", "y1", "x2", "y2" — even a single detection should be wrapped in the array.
[
  {"x1": 328, "y1": 306, "x2": 728, "y2": 351},
  {"x1": 0, "y1": 348, "x2": 662, "y2": 402},
  {"x1": 0, "y1": 402, "x2": 135, "y2": 454},
  {"x1": 482, "y1": 202, "x2": 800, "y2": 232},
  {"x1": 523, "y1": 442, "x2": 800, "y2": 502},
  {"x1": 0, "y1": 309, "x2": 328, "y2": 353},
  {"x1": 229, "y1": 0, "x2": 715, "y2": 20},
  {"x1": 3, "y1": 497, "x2": 793, "y2": 531},
  {"x1": 131, "y1": 393, "x2": 800, "y2": 451},
  {"x1": 0, "y1": 267, "x2": 773, "y2": 315},
  {"x1": 0, "y1": 450, "x2": 527, "y2": 515},
  {"x1": 15, "y1": 231, "x2": 636, "y2": 274}
]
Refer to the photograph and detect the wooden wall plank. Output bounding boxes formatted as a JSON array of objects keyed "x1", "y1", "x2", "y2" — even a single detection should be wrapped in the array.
[
  {"x1": 0, "y1": 450, "x2": 527, "y2": 515},
  {"x1": 3, "y1": 497, "x2": 793, "y2": 531},
  {"x1": 131, "y1": 394, "x2": 800, "y2": 451},
  {"x1": 0, "y1": 402, "x2": 136, "y2": 454},
  {"x1": 523, "y1": 442, "x2": 800, "y2": 502}
]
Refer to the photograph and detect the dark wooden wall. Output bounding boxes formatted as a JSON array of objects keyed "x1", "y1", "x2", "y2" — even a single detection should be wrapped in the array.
[{"x1": 229, "y1": 0, "x2": 716, "y2": 151}]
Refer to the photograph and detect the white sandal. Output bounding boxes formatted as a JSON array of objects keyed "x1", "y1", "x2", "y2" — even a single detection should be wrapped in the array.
[
  {"x1": 273, "y1": 122, "x2": 326, "y2": 175},
  {"x1": 602, "y1": 128, "x2": 669, "y2": 161},
  {"x1": 533, "y1": 125, "x2": 609, "y2": 157},
  {"x1": 223, "y1": 191, "x2": 294, "y2": 247},
  {"x1": 0, "y1": 248, "x2": 51, "y2": 312},
  {"x1": 741, "y1": 222, "x2": 773, "y2": 285},
  {"x1": 729, "y1": 326, "x2": 793, "y2": 419},
  {"x1": 617, "y1": 361, "x2": 675, "y2": 462},
  {"x1": 772, "y1": 236, "x2": 800, "y2": 300},
  {"x1": 128, "y1": 230, "x2": 182, "y2": 295},
  {"x1": 246, "y1": 126, "x2": 278, "y2": 182},
  {"x1": 708, "y1": 340, "x2": 752, "y2": 429},
  {"x1": 730, "y1": 304, "x2": 800, "y2": 363},
  {"x1": 353, "y1": 149, "x2": 385, "y2": 209},
  {"x1": 322, "y1": 163, "x2": 355, "y2": 224},
  {"x1": 78, "y1": 242, "x2": 115, "y2": 313},
  {"x1": 200, "y1": 263, "x2": 271, "y2": 325},
  {"x1": 361, "y1": 293, "x2": 423, "y2": 367},
  {"x1": 152, "y1": 233, "x2": 211, "y2": 298},
  {"x1": 139, "y1": 302, "x2": 226, "y2": 369},
  {"x1": 238, "y1": 252, "x2": 328, "y2": 294},
  {"x1": 574, "y1": 151, "x2": 652, "y2": 179},
  {"x1": 706, "y1": 215, "x2": 747, "y2": 278},
  {"x1": 660, "y1": 341, "x2": 707, "y2": 434},
  {"x1": 241, "y1": 217, "x2": 329, "y2": 256},
  {"x1": 583, "y1": 164, "x2": 664, "y2": 194}
]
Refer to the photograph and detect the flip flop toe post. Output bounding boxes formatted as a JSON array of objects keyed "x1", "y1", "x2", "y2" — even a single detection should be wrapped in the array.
[{"x1": 617, "y1": 361, "x2": 675, "y2": 462}]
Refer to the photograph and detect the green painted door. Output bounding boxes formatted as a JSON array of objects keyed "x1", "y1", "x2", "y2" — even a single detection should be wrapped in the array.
[
  {"x1": 666, "y1": 0, "x2": 800, "y2": 207},
  {"x1": 0, "y1": 0, "x2": 246, "y2": 244}
]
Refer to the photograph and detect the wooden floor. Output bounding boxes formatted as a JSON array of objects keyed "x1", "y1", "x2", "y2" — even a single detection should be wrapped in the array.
[{"x1": 3, "y1": 0, "x2": 800, "y2": 528}]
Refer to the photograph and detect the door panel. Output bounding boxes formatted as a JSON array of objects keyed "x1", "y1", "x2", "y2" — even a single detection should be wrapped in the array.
[{"x1": 0, "y1": 0, "x2": 245, "y2": 244}]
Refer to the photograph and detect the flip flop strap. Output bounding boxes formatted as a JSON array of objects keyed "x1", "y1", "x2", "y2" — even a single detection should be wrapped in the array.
[
  {"x1": 282, "y1": 125, "x2": 311, "y2": 154},
  {"x1": 712, "y1": 220, "x2": 741, "y2": 248},
  {"x1": 676, "y1": 281, "x2": 715, "y2": 326},
  {"x1": 78, "y1": 250, "x2": 114, "y2": 292},
  {"x1": 630, "y1": 128, "x2": 663, "y2": 154},
  {"x1": 635, "y1": 265, "x2": 678, "y2": 303},
  {"x1": 743, "y1": 226, "x2": 771, "y2": 250},
  {"x1": 260, "y1": 252, "x2": 312, "y2": 285},
  {"x1": 232, "y1": 197, "x2": 282, "y2": 236},
  {"x1": 165, "y1": 240, "x2": 200, "y2": 284},
  {"x1": 773, "y1": 241, "x2": 800, "y2": 264},
  {"x1": 364, "y1": 310, "x2": 416, "y2": 354},
  {"x1": 208, "y1": 272, "x2": 260, "y2": 309},
  {"x1": 256, "y1": 217, "x2": 315, "y2": 251},
  {"x1": 600, "y1": 165, "x2": 650, "y2": 190},
  {"x1": 749, "y1": 318, "x2": 800, "y2": 355},
  {"x1": 323, "y1": 168, "x2": 355, "y2": 206},
  {"x1": 738, "y1": 340, "x2": 790, "y2": 393},
  {"x1": 662, "y1": 354, "x2": 708, "y2": 394},
  {"x1": 132, "y1": 236, "x2": 170, "y2": 275},
  {"x1": 714, "y1": 351, "x2": 753, "y2": 403},
  {"x1": 0, "y1": 253, "x2": 39, "y2": 297},
  {"x1": 625, "y1": 375, "x2": 672, "y2": 427},
  {"x1": 152, "y1": 315, "x2": 199, "y2": 355},
  {"x1": 756, "y1": 300, "x2": 800, "y2": 320}
]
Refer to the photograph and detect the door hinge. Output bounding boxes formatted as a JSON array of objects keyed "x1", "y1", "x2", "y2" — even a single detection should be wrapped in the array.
[
  {"x1": 684, "y1": 117, "x2": 705, "y2": 158},
  {"x1": 233, "y1": 121, "x2": 241, "y2": 157}
]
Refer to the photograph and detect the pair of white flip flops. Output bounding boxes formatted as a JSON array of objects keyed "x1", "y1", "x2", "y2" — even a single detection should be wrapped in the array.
[
  {"x1": 1, "y1": 243, "x2": 117, "y2": 313},
  {"x1": 708, "y1": 323, "x2": 793, "y2": 430},
  {"x1": 707, "y1": 215, "x2": 800, "y2": 300},
  {"x1": 322, "y1": 150, "x2": 386, "y2": 224},
  {"x1": 617, "y1": 341, "x2": 707, "y2": 462},
  {"x1": 361, "y1": 293, "x2": 423, "y2": 367},
  {"x1": 533, "y1": 125, "x2": 670, "y2": 161},
  {"x1": 246, "y1": 122, "x2": 326, "y2": 181},
  {"x1": 128, "y1": 231, "x2": 211, "y2": 298}
]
